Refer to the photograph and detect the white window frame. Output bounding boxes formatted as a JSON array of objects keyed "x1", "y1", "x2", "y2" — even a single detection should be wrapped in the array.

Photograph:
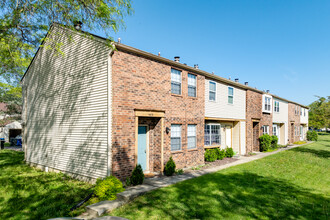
[
  {"x1": 171, "y1": 68, "x2": 181, "y2": 95},
  {"x1": 262, "y1": 94, "x2": 272, "y2": 113},
  {"x1": 187, "y1": 124, "x2": 197, "y2": 149},
  {"x1": 209, "y1": 81, "x2": 216, "y2": 101},
  {"x1": 228, "y1": 87, "x2": 234, "y2": 104},
  {"x1": 204, "y1": 123, "x2": 221, "y2": 146},
  {"x1": 272, "y1": 124, "x2": 278, "y2": 136},
  {"x1": 262, "y1": 125, "x2": 269, "y2": 135},
  {"x1": 300, "y1": 107, "x2": 302, "y2": 116},
  {"x1": 171, "y1": 124, "x2": 181, "y2": 151},
  {"x1": 274, "y1": 101, "x2": 280, "y2": 112},
  {"x1": 187, "y1": 73, "x2": 197, "y2": 97}
]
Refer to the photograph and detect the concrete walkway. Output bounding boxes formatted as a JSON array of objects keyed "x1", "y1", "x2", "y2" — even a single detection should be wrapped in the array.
[{"x1": 76, "y1": 142, "x2": 312, "y2": 220}]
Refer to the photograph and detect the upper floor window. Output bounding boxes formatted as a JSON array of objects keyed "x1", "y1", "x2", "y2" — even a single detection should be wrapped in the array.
[
  {"x1": 171, "y1": 124, "x2": 181, "y2": 151},
  {"x1": 228, "y1": 87, "x2": 234, "y2": 104},
  {"x1": 187, "y1": 124, "x2": 197, "y2": 149},
  {"x1": 205, "y1": 124, "x2": 221, "y2": 146},
  {"x1": 262, "y1": 125, "x2": 269, "y2": 135},
  {"x1": 171, "y1": 69, "x2": 181, "y2": 95},
  {"x1": 209, "y1": 81, "x2": 216, "y2": 101},
  {"x1": 188, "y1": 74, "x2": 197, "y2": 97},
  {"x1": 300, "y1": 107, "x2": 302, "y2": 116},
  {"x1": 265, "y1": 97, "x2": 271, "y2": 111},
  {"x1": 274, "y1": 101, "x2": 280, "y2": 112},
  {"x1": 304, "y1": 109, "x2": 306, "y2": 116}
]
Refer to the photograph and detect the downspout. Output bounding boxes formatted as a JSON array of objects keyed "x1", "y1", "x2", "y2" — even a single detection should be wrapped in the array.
[{"x1": 107, "y1": 49, "x2": 113, "y2": 176}]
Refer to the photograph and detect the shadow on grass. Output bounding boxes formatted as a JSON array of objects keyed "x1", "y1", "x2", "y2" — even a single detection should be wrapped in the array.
[
  {"x1": 0, "y1": 150, "x2": 93, "y2": 220},
  {"x1": 112, "y1": 172, "x2": 329, "y2": 219}
]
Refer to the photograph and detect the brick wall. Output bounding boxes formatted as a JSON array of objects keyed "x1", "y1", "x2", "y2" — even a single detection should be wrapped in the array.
[
  {"x1": 111, "y1": 50, "x2": 205, "y2": 180},
  {"x1": 246, "y1": 90, "x2": 262, "y2": 153},
  {"x1": 245, "y1": 90, "x2": 273, "y2": 153},
  {"x1": 288, "y1": 103, "x2": 300, "y2": 143}
]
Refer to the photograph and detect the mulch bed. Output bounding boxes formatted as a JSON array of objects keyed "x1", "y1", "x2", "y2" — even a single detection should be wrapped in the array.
[{"x1": 202, "y1": 157, "x2": 239, "y2": 169}]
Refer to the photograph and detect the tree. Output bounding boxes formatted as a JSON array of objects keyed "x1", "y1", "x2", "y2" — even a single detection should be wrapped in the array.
[
  {"x1": 0, "y1": 0, "x2": 133, "y2": 84},
  {"x1": 309, "y1": 96, "x2": 330, "y2": 130}
]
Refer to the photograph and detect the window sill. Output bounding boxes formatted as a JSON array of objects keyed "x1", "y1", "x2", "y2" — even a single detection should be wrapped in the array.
[
  {"x1": 171, "y1": 150, "x2": 183, "y2": 154},
  {"x1": 187, "y1": 148, "x2": 198, "y2": 152},
  {"x1": 171, "y1": 94, "x2": 183, "y2": 98},
  {"x1": 188, "y1": 96, "x2": 198, "y2": 100},
  {"x1": 204, "y1": 145, "x2": 221, "y2": 149}
]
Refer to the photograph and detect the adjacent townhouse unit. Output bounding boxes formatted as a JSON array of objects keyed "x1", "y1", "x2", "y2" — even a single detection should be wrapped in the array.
[
  {"x1": 22, "y1": 24, "x2": 309, "y2": 182},
  {"x1": 288, "y1": 103, "x2": 309, "y2": 143},
  {"x1": 204, "y1": 77, "x2": 246, "y2": 155}
]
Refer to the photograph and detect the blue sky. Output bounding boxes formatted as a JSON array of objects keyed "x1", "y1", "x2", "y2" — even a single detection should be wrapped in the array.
[{"x1": 95, "y1": 0, "x2": 330, "y2": 105}]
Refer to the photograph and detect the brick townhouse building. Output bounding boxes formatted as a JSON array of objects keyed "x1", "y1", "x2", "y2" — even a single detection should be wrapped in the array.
[{"x1": 21, "y1": 24, "x2": 308, "y2": 182}]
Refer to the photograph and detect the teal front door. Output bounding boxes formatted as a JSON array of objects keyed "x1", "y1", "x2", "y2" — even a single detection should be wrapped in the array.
[{"x1": 138, "y1": 126, "x2": 148, "y2": 171}]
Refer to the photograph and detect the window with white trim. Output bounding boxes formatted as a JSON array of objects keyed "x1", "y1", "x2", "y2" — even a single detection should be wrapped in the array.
[
  {"x1": 209, "y1": 81, "x2": 216, "y2": 101},
  {"x1": 171, "y1": 69, "x2": 181, "y2": 95},
  {"x1": 204, "y1": 124, "x2": 221, "y2": 146},
  {"x1": 171, "y1": 124, "x2": 181, "y2": 151},
  {"x1": 272, "y1": 124, "x2": 278, "y2": 136},
  {"x1": 274, "y1": 101, "x2": 280, "y2": 112},
  {"x1": 188, "y1": 74, "x2": 197, "y2": 97},
  {"x1": 262, "y1": 125, "x2": 269, "y2": 135},
  {"x1": 304, "y1": 109, "x2": 306, "y2": 116},
  {"x1": 187, "y1": 124, "x2": 197, "y2": 149},
  {"x1": 228, "y1": 87, "x2": 234, "y2": 104},
  {"x1": 265, "y1": 97, "x2": 271, "y2": 111}
]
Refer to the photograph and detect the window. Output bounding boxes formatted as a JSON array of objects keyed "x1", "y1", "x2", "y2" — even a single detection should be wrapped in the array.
[
  {"x1": 187, "y1": 125, "x2": 196, "y2": 149},
  {"x1": 204, "y1": 124, "x2": 221, "y2": 146},
  {"x1": 171, "y1": 124, "x2": 181, "y2": 151},
  {"x1": 300, "y1": 107, "x2": 302, "y2": 116},
  {"x1": 304, "y1": 109, "x2": 306, "y2": 116},
  {"x1": 300, "y1": 126, "x2": 303, "y2": 136},
  {"x1": 171, "y1": 69, "x2": 181, "y2": 95},
  {"x1": 265, "y1": 97, "x2": 271, "y2": 111},
  {"x1": 262, "y1": 125, "x2": 269, "y2": 135},
  {"x1": 209, "y1": 81, "x2": 216, "y2": 101},
  {"x1": 188, "y1": 74, "x2": 197, "y2": 97},
  {"x1": 295, "y1": 126, "x2": 297, "y2": 136},
  {"x1": 274, "y1": 101, "x2": 280, "y2": 112},
  {"x1": 272, "y1": 124, "x2": 278, "y2": 136},
  {"x1": 295, "y1": 106, "x2": 297, "y2": 115},
  {"x1": 228, "y1": 87, "x2": 234, "y2": 104}
]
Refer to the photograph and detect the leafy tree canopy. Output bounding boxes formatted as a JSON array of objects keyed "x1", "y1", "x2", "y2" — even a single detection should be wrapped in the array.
[
  {"x1": 0, "y1": 0, "x2": 132, "y2": 104},
  {"x1": 309, "y1": 96, "x2": 330, "y2": 130}
]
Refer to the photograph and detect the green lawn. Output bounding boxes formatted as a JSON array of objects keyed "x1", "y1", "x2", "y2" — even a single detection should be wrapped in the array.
[
  {"x1": 0, "y1": 150, "x2": 93, "y2": 220},
  {"x1": 111, "y1": 133, "x2": 330, "y2": 219}
]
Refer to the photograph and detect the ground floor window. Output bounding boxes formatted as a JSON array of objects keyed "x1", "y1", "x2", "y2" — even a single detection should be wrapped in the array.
[
  {"x1": 187, "y1": 124, "x2": 196, "y2": 149},
  {"x1": 262, "y1": 125, "x2": 269, "y2": 135},
  {"x1": 171, "y1": 124, "x2": 181, "y2": 151},
  {"x1": 272, "y1": 124, "x2": 278, "y2": 136},
  {"x1": 205, "y1": 124, "x2": 221, "y2": 146}
]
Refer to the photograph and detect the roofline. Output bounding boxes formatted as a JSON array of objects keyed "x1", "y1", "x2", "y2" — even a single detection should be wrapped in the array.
[{"x1": 21, "y1": 23, "x2": 309, "y2": 109}]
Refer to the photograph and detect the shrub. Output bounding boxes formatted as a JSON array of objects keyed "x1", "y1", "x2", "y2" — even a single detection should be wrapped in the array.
[
  {"x1": 175, "y1": 169, "x2": 184, "y2": 175},
  {"x1": 4, "y1": 142, "x2": 10, "y2": 147},
  {"x1": 307, "y1": 130, "x2": 318, "y2": 141},
  {"x1": 164, "y1": 157, "x2": 176, "y2": 176},
  {"x1": 94, "y1": 176, "x2": 125, "y2": 201},
  {"x1": 225, "y1": 147, "x2": 234, "y2": 158},
  {"x1": 130, "y1": 164, "x2": 144, "y2": 186},
  {"x1": 293, "y1": 141, "x2": 307, "y2": 145},
  {"x1": 259, "y1": 134, "x2": 272, "y2": 152},
  {"x1": 219, "y1": 149, "x2": 226, "y2": 160},
  {"x1": 204, "y1": 149, "x2": 217, "y2": 162},
  {"x1": 271, "y1": 135, "x2": 278, "y2": 149}
]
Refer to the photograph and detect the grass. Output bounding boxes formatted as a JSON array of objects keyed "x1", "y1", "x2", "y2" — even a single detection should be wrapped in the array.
[
  {"x1": 0, "y1": 150, "x2": 93, "y2": 220},
  {"x1": 110, "y1": 133, "x2": 330, "y2": 219}
]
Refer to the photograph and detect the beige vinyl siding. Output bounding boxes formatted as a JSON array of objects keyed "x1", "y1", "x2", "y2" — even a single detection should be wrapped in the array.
[
  {"x1": 22, "y1": 25, "x2": 111, "y2": 179},
  {"x1": 300, "y1": 107, "x2": 308, "y2": 124},
  {"x1": 273, "y1": 98, "x2": 288, "y2": 145},
  {"x1": 205, "y1": 79, "x2": 246, "y2": 120},
  {"x1": 240, "y1": 121, "x2": 246, "y2": 155}
]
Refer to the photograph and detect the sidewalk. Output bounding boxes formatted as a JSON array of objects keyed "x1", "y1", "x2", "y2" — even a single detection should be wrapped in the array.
[{"x1": 76, "y1": 142, "x2": 312, "y2": 220}]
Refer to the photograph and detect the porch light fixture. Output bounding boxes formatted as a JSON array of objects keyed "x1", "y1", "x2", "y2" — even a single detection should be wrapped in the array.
[{"x1": 166, "y1": 127, "x2": 170, "y2": 134}]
